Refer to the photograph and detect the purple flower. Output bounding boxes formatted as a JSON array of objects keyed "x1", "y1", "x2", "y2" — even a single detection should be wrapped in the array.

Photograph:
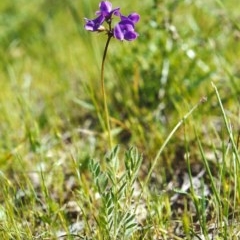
[
  {"x1": 113, "y1": 13, "x2": 140, "y2": 41},
  {"x1": 120, "y1": 13, "x2": 140, "y2": 24},
  {"x1": 84, "y1": 1, "x2": 120, "y2": 32},
  {"x1": 84, "y1": 15, "x2": 105, "y2": 32},
  {"x1": 84, "y1": 1, "x2": 140, "y2": 41},
  {"x1": 95, "y1": 1, "x2": 120, "y2": 20}
]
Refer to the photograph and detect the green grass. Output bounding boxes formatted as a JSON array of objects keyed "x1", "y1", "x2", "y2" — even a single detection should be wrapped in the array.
[{"x1": 0, "y1": 0, "x2": 240, "y2": 239}]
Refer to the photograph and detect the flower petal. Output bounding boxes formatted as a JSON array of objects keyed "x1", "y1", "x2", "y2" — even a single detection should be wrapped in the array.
[
  {"x1": 119, "y1": 22, "x2": 135, "y2": 32},
  {"x1": 124, "y1": 31, "x2": 138, "y2": 41},
  {"x1": 113, "y1": 8, "x2": 121, "y2": 16},
  {"x1": 84, "y1": 15, "x2": 105, "y2": 31},
  {"x1": 113, "y1": 24, "x2": 124, "y2": 40},
  {"x1": 99, "y1": 1, "x2": 112, "y2": 13},
  {"x1": 128, "y1": 13, "x2": 140, "y2": 23}
]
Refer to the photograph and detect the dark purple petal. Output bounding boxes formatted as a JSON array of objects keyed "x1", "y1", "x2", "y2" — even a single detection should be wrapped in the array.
[
  {"x1": 96, "y1": 1, "x2": 120, "y2": 20},
  {"x1": 120, "y1": 14, "x2": 129, "y2": 21},
  {"x1": 119, "y1": 19, "x2": 134, "y2": 28},
  {"x1": 124, "y1": 31, "x2": 138, "y2": 41},
  {"x1": 111, "y1": 8, "x2": 121, "y2": 17},
  {"x1": 113, "y1": 9, "x2": 121, "y2": 17},
  {"x1": 120, "y1": 13, "x2": 140, "y2": 24},
  {"x1": 127, "y1": 13, "x2": 140, "y2": 23},
  {"x1": 99, "y1": 1, "x2": 112, "y2": 13},
  {"x1": 84, "y1": 15, "x2": 105, "y2": 31},
  {"x1": 113, "y1": 24, "x2": 124, "y2": 40},
  {"x1": 119, "y1": 22, "x2": 135, "y2": 32},
  {"x1": 104, "y1": 7, "x2": 120, "y2": 20}
]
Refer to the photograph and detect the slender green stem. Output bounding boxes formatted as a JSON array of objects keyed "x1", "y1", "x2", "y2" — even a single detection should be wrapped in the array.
[{"x1": 101, "y1": 34, "x2": 113, "y2": 149}]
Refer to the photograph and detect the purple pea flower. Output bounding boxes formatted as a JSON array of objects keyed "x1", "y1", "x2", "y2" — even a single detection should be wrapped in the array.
[
  {"x1": 120, "y1": 12, "x2": 140, "y2": 24},
  {"x1": 95, "y1": 1, "x2": 120, "y2": 20},
  {"x1": 84, "y1": 1, "x2": 140, "y2": 42},
  {"x1": 113, "y1": 13, "x2": 140, "y2": 41},
  {"x1": 84, "y1": 14, "x2": 105, "y2": 32},
  {"x1": 84, "y1": 1, "x2": 120, "y2": 32}
]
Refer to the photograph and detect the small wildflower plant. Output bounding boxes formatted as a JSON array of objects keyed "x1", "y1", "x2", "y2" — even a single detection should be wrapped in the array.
[
  {"x1": 84, "y1": 2, "x2": 141, "y2": 239},
  {"x1": 84, "y1": 1, "x2": 140, "y2": 148},
  {"x1": 84, "y1": 2, "x2": 206, "y2": 239}
]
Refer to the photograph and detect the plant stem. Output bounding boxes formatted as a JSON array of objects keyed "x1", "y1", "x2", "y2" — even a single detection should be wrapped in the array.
[{"x1": 101, "y1": 34, "x2": 113, "y2": 149}]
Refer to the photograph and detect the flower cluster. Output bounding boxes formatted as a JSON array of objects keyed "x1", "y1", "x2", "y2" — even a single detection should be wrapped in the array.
[{"x1": 84, "y1": 1, "x2": 140, "y2": 41}]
